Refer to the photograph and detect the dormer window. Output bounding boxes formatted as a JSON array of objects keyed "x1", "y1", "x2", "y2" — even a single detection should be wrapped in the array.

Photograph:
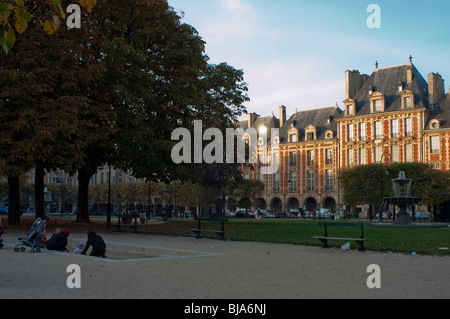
[
  {"x1": 430, "y1": 119, "x2": 440, "y2": 129},
  {"x1": 397, "y1": 83, "x2": 404, "y2": 92},
  {"x1": 374, "y1": 100, "x2": 382, "y2": 112},
  {"x1": 400, "y1": 90, "x2": 414, "y2": 109},
  {"x1": 325, "y1": 130, "x2": 334, "y2": 139},
  {"x1": 347, "y1": 104, "x2": 354, "y2": 115},
  {"x1": 369, "y1": 92, "x2": 385, "y2": 113},
  {"x1": 287, "y1": 126, "x2": 298, "y2": 143},
  {"x1": 343, "y1": 98, "x2": 356, "y2": 116},
  {"x1": 305, "y1": 125, "x2": 317, "y2": 141}
]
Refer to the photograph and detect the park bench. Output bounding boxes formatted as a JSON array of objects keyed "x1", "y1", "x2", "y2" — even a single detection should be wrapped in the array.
[
  {"x1": 312, "y1": 222, "x2": 366, "y2": 251},
  {"x1": 189, "y1": 217, "x2": 225, "y2": 241},
  {"x1": 112, "y1": 214, "x2": 138, "y2": 234}
]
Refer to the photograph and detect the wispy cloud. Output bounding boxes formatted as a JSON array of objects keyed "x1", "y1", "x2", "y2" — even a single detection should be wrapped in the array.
[
  {"x1": 222, "y1": 0, "x2": 252, "y2": 14},
  {"x1": 244, "y1": 60, "x2": 344, "y2": 116}
]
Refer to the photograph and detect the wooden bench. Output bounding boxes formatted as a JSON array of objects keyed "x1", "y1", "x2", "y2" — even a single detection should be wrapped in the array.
[
  {"x1": 312, "y1": 222, "x2": 366, "y2": 251},
  {"x1": 189, "y1": 217, "x2": 225, "y2": 241}
]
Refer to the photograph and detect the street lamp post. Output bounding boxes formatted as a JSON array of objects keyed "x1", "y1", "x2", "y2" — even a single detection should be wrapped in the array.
[
  {"x1": 378, "y1": 151, "x2": 391, "y2": 222},
  {"x1": 106, "y1": 164, "x2": 112, "y2": 229},
  {"x1": 284, "y1": 178, "x2": 291, "y2": 213}
]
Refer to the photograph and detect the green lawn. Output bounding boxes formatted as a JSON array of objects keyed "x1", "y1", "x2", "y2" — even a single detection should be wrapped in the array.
[{"x1": 175, "y1": 218, "x2": 450, "y2": 255}]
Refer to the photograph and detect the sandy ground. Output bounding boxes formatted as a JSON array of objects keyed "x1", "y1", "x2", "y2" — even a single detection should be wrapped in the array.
[{"x1": 1, "y1": 229, "x2": 449, "y2": 300}]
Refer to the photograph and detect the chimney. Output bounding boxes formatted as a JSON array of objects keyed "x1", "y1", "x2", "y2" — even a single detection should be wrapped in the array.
[
  {"x1": 279, "y1": 105, "x2": 286, "y2": 128},
  {"x1": 406, "y1": 66, "x2": 414, "y2": 83},
  {"x1": 428, "y1": 73, "x2": 445, "y2": 105},
  {"x1": 248, "y1": 112, "x2": 259, "y2": 128},
  {"x1": 345, "y1": 70, "x2": 369, "y2": 99}
]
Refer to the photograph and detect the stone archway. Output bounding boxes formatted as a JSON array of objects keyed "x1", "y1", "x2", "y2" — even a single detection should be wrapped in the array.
[
  {"x1": 255, "y1": 197, "x2": 267, "y2": 210},
  {"x1": 304, "y1": 197, "x2": 317, "y2": 212},
  {"x1": 271, "y1": 197, "x2": 282, "y2": 213},
  {"x1": 288, "y1": 197, "x2": 299, "y2": 213},
  {"x1": 323, "y1": 197, "x2": 336, "y2": 213}
]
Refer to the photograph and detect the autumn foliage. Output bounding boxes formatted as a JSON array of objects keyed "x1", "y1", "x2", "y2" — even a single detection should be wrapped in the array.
[{"x1": 0, "y1": 0, "x2": 249, "y2": 225}]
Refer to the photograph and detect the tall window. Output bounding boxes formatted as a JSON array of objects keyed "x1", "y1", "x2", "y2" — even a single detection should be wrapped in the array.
[
  {"x1": 404, "y1": 144, "x2": 412, "y2": 162},
  {"x1": 374, "y1": 145, "x2": 382, "y2": 163},
  {"x1": 347, "y1": 149, "x2": 354, "y2": 167},
  {"x1": 307, "y1": 170, "x2": 315, "y2": 192},
  {"x1": 289, "y1": 134, "x2": 297, "y2": 143},
  {"x1": 359, "y1": 147, "x2": 366, "y2": 165},
  {"x1": 391, "y1": 119, "x2": 399, "y2": 138},
  {"x1": 359, "y1": 122, "x2": 366, "y2": 141},
  {"x1": 307, "y1": 150, "x2": 315, "y2": 166},
  {"x1": 289, "y1": 151, "x2": 297, "y2": 167},
  {"x1": 375, "y1": 121, "x2": 383, "y2": 139},
  {"x1": 258, "y1": 173, "x2": 264, "y2": 183},
  {"x1": 325, "y1": 149, "x2": 333, "y2": 165},
  {"x1": 272, "y1": 151, "x2": 280, "y2": 169},
  {"x1": 289, "y1": 171, "x2": 297, "y2": 192},
  {"x1": 430, "y1": 136, "x2": 440, "y2": 153},
  {"x1": 347, "y1": 124, "x2": 354, "y2": 141},
  {"x1": 273, "y1": 173, "x2": 280, "y2": 192},
  {"x1": 325, "y1": 170, "x2": 333, "y2": 192},
  {"x1": 405, "y1": 118, "x2": 412, "y2": 136},
  {"x1": 391, "y1": 144, "x2": 399, "y2": 162}
]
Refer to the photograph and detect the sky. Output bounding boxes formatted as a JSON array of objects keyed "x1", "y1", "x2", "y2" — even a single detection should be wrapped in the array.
[{"x1": 167, "y1": 0, "x2": 450, "y2": 120}]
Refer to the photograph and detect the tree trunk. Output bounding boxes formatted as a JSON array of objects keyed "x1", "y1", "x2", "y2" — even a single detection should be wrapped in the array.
[
  {"x1": 8, "y1": 175, "x2": 21, "y2": 226},
  {"x1": 76, "y1": 170, "x2": 94, "y2": 223},
  {"x1": 34, "y1": 161, "x2": 46, "y2": 219}
]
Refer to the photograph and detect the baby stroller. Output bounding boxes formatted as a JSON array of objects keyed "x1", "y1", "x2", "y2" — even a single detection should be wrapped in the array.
[{"x1": 15, "y1": 217, "x2": 49, "y2": 253}]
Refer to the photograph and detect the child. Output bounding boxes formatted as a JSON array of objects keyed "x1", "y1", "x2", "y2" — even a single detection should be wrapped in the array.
[{"x1": 73, "y1": 241, "x2": 85, "y2": 254}]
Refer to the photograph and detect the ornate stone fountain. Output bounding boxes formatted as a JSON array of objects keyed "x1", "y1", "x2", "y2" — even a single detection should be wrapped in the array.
[
  {"x1": 372, "y1": 171, "x2": 447, "y2": 228},
  {"x1": 384, "y1": 171, "x2": 421, "y2": 224}
]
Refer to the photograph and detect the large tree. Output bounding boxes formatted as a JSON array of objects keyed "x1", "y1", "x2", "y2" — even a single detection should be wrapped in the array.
[
  {"x1": 0, "y1": 2, "x2": 112, "y2": 224},
  {"x1": 340, "y1": 162, "x2": 450, "y2": 209},
  {"x1": 1, "y1": 0, "x2": 249, "y2": 225}
]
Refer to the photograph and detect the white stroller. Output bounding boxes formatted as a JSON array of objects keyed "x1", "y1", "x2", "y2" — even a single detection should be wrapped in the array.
[{"x1": 15, "y1": 217, "x2": 49, "y2": 253}]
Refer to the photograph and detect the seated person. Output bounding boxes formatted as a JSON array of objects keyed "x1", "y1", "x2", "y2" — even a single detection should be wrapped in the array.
[
  {"x1": 45, "y1": 230, "x2": 70, "y2": 252},
  {"x1": 81, "y1": 231, "x2": 106, "y2": 258}
]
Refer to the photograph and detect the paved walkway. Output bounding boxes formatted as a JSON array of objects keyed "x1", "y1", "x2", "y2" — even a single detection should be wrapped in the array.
[{"x1": 1, "y1": 230, "x2": 449, "y2": 299}]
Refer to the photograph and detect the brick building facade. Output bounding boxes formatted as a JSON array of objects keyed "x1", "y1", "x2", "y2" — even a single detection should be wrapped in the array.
[{"x1": 240, "y1": 59, "x2": 450, "y2": 217}]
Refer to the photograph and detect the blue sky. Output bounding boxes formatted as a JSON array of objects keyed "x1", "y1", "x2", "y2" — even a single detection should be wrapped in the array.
[{"x1": 168, "y1": 0, "x2": 450, "y2": 119}]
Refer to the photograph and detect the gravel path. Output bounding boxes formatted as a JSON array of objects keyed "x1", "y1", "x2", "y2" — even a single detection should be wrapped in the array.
[{"x1": 1, "y1": 230, "x2": 449, "y2": 299}]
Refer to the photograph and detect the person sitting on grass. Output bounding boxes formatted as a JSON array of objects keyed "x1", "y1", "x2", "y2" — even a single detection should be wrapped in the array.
[
  {"x1": 45, "y1": 230, "x2": 70, "y2": 252},
  {"x1": 81, "y1": 231, "x2": 107, "y2": 258}
]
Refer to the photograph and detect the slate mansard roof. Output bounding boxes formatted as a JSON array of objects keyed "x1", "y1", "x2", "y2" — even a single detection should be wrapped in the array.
[
  {"x1": 279, "y1": 106, "x2": 343, "y2": 143},
  {"x1": 239, "y1": 60, "x2": 448, "y2": 143},
  {"x1": 352, "y1": 63, "x2": 430, "y2": 116},
  {"x1": 427, "y1": 93, "x2": 450, "y2": 130}
]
